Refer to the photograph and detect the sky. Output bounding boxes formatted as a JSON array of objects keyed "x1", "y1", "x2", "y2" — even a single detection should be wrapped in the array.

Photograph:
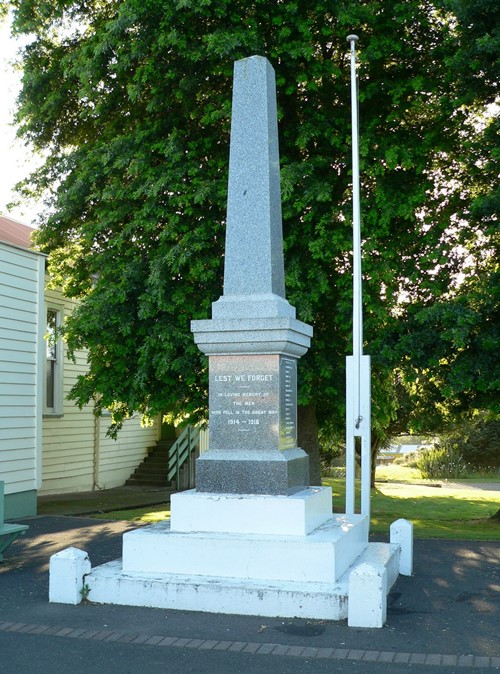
[{"x1": 0, "y1": 16, "x2": 43, "y2": 226}]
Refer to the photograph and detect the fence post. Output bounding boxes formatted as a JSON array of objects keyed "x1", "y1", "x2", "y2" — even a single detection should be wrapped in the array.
[
  {"x1": 187, "y1": 426, "x2": 192, "y2": 489},
  {"x1": 175, "y1": 434, "x2": 180, "y2": 490}
]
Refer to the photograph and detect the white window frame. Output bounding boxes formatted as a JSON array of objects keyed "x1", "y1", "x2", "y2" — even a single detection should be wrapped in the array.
[{"x1": 44, "y1": 304, "x2": 64, "y2": 416}]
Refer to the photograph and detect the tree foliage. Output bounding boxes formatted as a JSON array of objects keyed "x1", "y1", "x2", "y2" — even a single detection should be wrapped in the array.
[
  {"x1": 8, "y1": 0, "x2": 499, "y2": 445},
  {"x1": 435, "y1": 416, "x2": 500, "y2": 469}
]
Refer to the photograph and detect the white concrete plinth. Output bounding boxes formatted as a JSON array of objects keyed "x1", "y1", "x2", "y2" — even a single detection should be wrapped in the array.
[
  {"x1": 122, "y1": 514, "x2": 368, "y2": 583},
  {"x1": 51, "y1": 486, "x2": 402, "y2": 623},
  {"x1": 49, "y1": 547, "x2": 91, "y2": 605},
  {"x1": 84, "y1": 537, "x2": 400, "y2": 621},
  {"x1": 170, "y1": 487, "x2": 332, "y2": 536},
  {"x1": 390, "y1": 518, "x2": 413, "y2": 576},
  {"x1": 86, "y1": 560, "x2": 349, "y2": 619}
]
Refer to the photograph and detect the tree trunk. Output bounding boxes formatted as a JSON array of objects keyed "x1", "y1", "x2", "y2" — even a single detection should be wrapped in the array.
[
  {"x1": 370, "y1": 435, "x2": 383, "y2": 488},
  {"x1": 297, "y1": 404, "x2": 322, "y2": 485}
]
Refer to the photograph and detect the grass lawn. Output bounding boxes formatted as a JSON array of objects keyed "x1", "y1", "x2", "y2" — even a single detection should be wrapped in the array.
[
  {"x1": 325, "y1": 463, "x2": 500, "y2": 540},
  {"x1": 92, "y1": 505, "x2": 172, "y2": 523},
  {"x1": 92, "y1": 466, "x2": 500, "y2": 541}
]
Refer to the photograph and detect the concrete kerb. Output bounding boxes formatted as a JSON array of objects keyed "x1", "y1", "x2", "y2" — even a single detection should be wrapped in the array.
[{"x1": 0, "y1": 620, "x2": 499, "y2": 669}]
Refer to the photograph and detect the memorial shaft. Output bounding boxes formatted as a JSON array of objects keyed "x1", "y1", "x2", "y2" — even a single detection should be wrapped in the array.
[
  {"x1": 223, "y1": 56, "x2": 285, "y2": 299},
  {"x1": 191, "y1": 56, "x2": 313, "y2": 495}
]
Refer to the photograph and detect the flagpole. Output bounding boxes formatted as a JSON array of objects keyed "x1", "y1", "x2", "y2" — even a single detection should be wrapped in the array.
[
  {"x1": 347, "y1": 35, "x2": 363, "y2": 367},
  {"x1": 345, "y1": 34, "x2": 371, "y2": 519}
]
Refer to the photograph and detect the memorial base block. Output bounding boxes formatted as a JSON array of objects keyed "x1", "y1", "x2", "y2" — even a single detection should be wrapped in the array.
[
  {"x1": 66, "y1": 489, "x2": 401, "y2": 624},
  {"x1": 195, "y1": 448, "x2": 309, "y2": 496}
]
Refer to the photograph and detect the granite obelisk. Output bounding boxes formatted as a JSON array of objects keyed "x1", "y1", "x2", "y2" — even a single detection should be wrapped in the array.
[{"x1": 191, "y1": 56, "x2": 313, "y2": 495}]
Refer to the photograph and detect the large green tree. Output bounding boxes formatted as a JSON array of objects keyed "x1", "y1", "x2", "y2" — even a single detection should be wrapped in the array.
[
  {"x1": 383, "y1": 0, "x2": 499, "y2": 434},
  {"x1": 8, "y1": 0, "x2": 498, "y2": 481}
]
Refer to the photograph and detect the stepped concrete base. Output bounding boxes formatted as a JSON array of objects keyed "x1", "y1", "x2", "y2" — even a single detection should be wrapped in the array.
[
  {"x1": 122, "y1": 514, "x2": 368, "y2": 583},
  {"x1": 83, "y1": 539, "x2": 399, "y2": 621},
  {"x1": 49, "y1": 487, "x2": 405, "y2": 624},
  {"x1": 86, "y1": 561, "x2": 350, "y2": 619}
]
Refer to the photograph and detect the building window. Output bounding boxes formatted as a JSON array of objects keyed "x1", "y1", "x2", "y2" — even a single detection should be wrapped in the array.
[{"x1": 45, "y1": 307, "x2": 62, "y2": 415}]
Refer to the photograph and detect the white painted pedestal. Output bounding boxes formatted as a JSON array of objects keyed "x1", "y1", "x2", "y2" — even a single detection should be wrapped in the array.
[{"x1": 78, "y1": 487, "x2": 401, "y2": 621}]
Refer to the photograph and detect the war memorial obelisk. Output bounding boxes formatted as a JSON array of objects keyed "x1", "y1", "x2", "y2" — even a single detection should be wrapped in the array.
[
  {"x1": 191, "y1": 55, "x2": 312, "y2": 496},
  {"x1": 172, "y1": 54, "x2": 331, "y2": 536},
  {"x1": 51, "y1": 56, "x2": 408, "y2": 625}
]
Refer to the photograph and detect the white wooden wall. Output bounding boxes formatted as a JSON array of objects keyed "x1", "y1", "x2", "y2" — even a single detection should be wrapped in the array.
[
  {"x1": 0, "y1": 242, "x2": 44, "y2": 498},
  {"x1": 40, "y1": 285, "x2": 159, "y2": 495},
  {"x1": 41, "y1": 287, "x2": 94, "y2": 493}
]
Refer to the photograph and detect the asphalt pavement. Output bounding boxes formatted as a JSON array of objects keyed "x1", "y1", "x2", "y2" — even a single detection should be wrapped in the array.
[{"x1": 0, "y1": 493, "x2": 499, "y2": 673}]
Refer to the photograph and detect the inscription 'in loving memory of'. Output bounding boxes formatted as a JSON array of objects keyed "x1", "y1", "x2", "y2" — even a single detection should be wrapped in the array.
[
  {"x1": 209, "y1": 356, "x2": 297, "y2": 450},
  {"x1": 212, "y1": 373, "x2": 276, "y2": 427}
]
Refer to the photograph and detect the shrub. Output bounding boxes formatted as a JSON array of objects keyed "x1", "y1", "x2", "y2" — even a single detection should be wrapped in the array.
[
  {"x1": 395, "y1": 450, "x2": 421, "y2": 468},
  {"x1": 414, "y1": 416, "x2": 500, "y2": 477},
  {"x1": 321, "y1": 456, "x2": 361, "y2": 479},
  {"x1": 460, "y1": 420, "x2": 500, "y2": 468},
  {"x1": 416, "y1": 444, "x2": 468, "y2": 479}
]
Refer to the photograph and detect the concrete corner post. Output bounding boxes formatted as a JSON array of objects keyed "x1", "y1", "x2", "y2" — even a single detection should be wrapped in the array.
[
  {"x1": 49, "y1": 547, "x2": 91, "y2": 604},
  {"x1": 390, "y1": 518, "x2": 413, "y2": 576},
  {"x1": 348, "y1": 562, "x2": 387, "y2": 628}
]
